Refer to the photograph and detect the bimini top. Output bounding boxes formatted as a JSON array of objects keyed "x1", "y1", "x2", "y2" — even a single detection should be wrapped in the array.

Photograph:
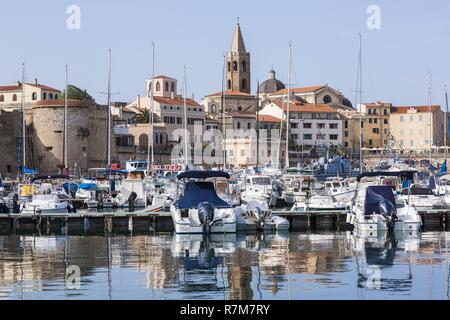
[
  {"x1": 177, "y1": 181, "x2": 231, "y2": 209},
  {"x1": 177, "y1": 170, "x2": 230, "y2": 180},
  {"x1": 357, "y1": 171, "x2": 415, "y2": 182}
]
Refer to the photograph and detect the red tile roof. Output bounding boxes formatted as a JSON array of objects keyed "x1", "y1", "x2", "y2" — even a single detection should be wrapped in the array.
[
  {"x1": 206, "y1": 91, "x2": 255, "y2": 98},
  {"x1": 272, "y1": 99, "x2": 338, "y2": 113},
  {"x1": 271, "y1": 85, "x2": 326, "y2": 96},
  {"x1": 257, "y1": 114, "x2": 281, "y2": 123},
  {"x1": 391, "y1": 105, "x2": 441, "y2": 114},
  {"x1": 154, "y1": 96, "x2": 201, "y2": 107},
  {"x1": 34, "y1": 99, "x2": 88, "y2": 108},
  {"x1": 231, "y1": 111, "x2": 255, "y2": 118},
  {"x1": 0, "y1": 83, "x2": 60, "y2": 92}
]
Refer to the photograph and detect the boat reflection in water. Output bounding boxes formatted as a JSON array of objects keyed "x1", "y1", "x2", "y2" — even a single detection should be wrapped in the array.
[{"x1": 0, "y1": 230, "x2": 448, "y2": 299}]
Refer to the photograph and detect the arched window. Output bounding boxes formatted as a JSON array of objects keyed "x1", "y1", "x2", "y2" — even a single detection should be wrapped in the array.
[
  {"x1": 148, "y1": 82, "x2": 153, "y2": 94},
  {"x1": 156, "y1": 82, "x2": 161, "y2": 91},
  {"x1": 48, "y1": 93, "x2": 54, "y2": 99},
  {"x1": 233, "y1": 61, "x2": 238, "y2": 71},
  {"x1": 43, "y1": 92, "x2": 47, "y2": 100},
  {"x1": 139, "y1": 134, "x2": 149, "y2": 147},
  {"x1": 12, "y1": 94, "x2": 17, "y2": 102},
  {"x1": 0, "y1": 95, "x2": 4, "y2": 102},
  {"x1": 228, "y1": 62, "x2": 231, "y2": 72},
  {"x1": 238, "y1": 106, "x2": 242, "y2": 111},
  {"x1": 323, "y1": 95, "x2": 332, "y2": 104},
  {"x1": 171, "y1": 82, "x2": 175, "y2": 92},
  {"x1": 55, "y1": 94, "x2": 58, "y2": 99},
  {"x1": 32, "y1": 92, "x2": 37, "y2": 100},
  {"x1": 160, "y1": 133, "x2": 164, "y2": 144},
  {"x1": 242, "y1": 61, "x2": 246, "y2": 72},
  {"x1": 211, "y1": 104, "x2": 216, "y2": 113},
  {"x1": 227, "y1": 80, "x2": 232, "y2": 90},
  {"x1": 165, "y1": 82, "x2": 169, "y2": 91},
  {"x1": 242, "y1": 79, "x2": 247, "y2": 90}
]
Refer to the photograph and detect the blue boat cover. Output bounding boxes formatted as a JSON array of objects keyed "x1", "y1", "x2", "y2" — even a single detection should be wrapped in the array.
[
  {"x1": 364, "y1": 186, "x2": 396, "y2": 215},
  {"x1": 177, "y1": 171, "x2": 230, "y2": 180},
  {"x1": 177, "y1": 181, "x2": 231, "y2": 209},
  {"x1": 63, "y1": 183, "x2": 79, "y2": 192},
  {"x1": 79, "y1": 183, "x2": 97, "y2": 190}
]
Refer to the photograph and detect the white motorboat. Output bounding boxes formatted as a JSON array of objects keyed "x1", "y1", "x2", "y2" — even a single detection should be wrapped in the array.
[
  {"x1": 324, "y1": 177, "x2": 354, "y2": 207},
  {"x1": 240, "y1": 175, "x2": 275, "y2": 207},
  {"x1": 170, "y1": 171, "x2": 236, "y2": 234},
  {"x1": 234, "y1": 201, "x2": 290, "y2": 231},
  {"x1": 346, "y1": 172, "x2": 422, "y2": 233},
  {"x1": 20, "y1": 194, "x2": 69, "y2": 215},
  {"x1": 291, "y1": 192, "x2": 347, "y2": 212},
  {"x1": 398, "y1": 184, "x2": 444, "y2": 211}
]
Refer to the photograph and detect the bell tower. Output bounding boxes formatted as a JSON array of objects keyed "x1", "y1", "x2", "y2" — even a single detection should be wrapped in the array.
[{"x1": 226, "y1": 22, "x2": 251, "y2": 94}]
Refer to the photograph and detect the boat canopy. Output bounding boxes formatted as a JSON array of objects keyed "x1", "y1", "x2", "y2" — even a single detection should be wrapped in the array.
[
  {"x1": 364, "y1": 186, "x2": 396, "y2": 215},
  {"x1": 177, "y1": 170, "x2": 230, "y2": 180},
  {"x1": 356, "y1": 171, "x2": 415, "y2": 182},
  {"x1": 177, "y1": 181, "x2": 231, "y2": 209}
]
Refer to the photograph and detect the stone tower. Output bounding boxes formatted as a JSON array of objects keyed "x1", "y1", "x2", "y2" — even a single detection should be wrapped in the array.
[{"x1": 227, "y1": 23, "x2": 251, "y2": 94}]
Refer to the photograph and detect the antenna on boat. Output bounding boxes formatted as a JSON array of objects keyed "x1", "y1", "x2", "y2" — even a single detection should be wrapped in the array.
[{"x1": 284, "y1": 42, "x2": 292, "y2": 169}]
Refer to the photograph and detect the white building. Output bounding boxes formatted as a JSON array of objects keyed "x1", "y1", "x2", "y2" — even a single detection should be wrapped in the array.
[
  {"x1": 259, "y1": 99, "x2": 343, "y2": 152},
  {"x1": 0, "y1": 80, "x2": 61, "y2": 110}
]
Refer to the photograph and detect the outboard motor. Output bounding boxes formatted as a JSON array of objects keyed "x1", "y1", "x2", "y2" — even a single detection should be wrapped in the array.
[
  {"x1": 128, "y1": 191, "x2": 137, "y2": 212},
  {"x1": 197, "y1": 202, "x2": 215, "y2": 234},
  {"x1": 379, "y1": 199, "x2": 397, "y2": 230}
]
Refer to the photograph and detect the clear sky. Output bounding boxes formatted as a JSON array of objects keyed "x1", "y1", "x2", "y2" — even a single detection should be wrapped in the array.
[{"x1": 1, "y1": 0, "x2": 449, "y2": 107}]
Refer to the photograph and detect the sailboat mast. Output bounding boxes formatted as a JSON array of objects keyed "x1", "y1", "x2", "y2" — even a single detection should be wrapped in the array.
[
  {"x1": 256, "y1": 80, "x2": 260, "y2": 167},
  {"x1": 148, "y1": 42, "x2": 155, "y2": 170},
  {"x1": 221, "y1": 53, "x2": 227, "y2": 169},
  {"x1": 183, "y1": 65, "x2": 188, "y2": 167},
  {"x1": 358, "y1": 34, "x2": 363, "y2": 174},
  {"x1": 445, "y1": 84, "x2": 449, "y2": 158},
  {"x1": 64, "y1": 64, "x2": 68, "y2": 169},
  {"x1": 428, "y1": 71, "x2": 432, "y2": 163},
  {"x1": 284, "y1": 42, "x2": 292, "y2": 169},
  {"x1": 21, "y1": 63, "x2": 26, "y2": 174},
  {"x1": 107, "y1": 49, "x2": 112, "y2": 168}
]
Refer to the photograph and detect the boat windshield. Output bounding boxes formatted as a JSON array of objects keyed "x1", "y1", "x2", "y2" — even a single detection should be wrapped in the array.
[
  {"x1": 252, "y1": 177, "x2": 271, "y2": 185},
  {"x1": 401, "y1": 187, "x2": 434, "y2": 196}
]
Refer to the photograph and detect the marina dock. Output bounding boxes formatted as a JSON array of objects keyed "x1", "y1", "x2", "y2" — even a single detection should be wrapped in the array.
[{"x1": 0, "y1": 208, "x2": 448, "y2": 234}]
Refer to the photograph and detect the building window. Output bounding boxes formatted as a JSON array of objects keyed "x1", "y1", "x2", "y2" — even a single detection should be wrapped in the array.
[
  {"x1": 369, "y1": 139, "x2": 373, "y2": 145},
  {"x1": 7, "y1": 165, "x2": 11, "y2": 173},
  {"x1": 242, "y1": 79, "x2": 247, "y2": 90},
  {"x1": 156, "y1": 82, "x2": 161, "y2": 91},
  {"x1": 329, "y1": 123, "x2": 338, "y2": 129},
  {"x1": 165, "y1": 82, "x2": 169, "y2": 91},
  {"x1": 372, "y1": 128, "x2": 379, "y2": 134},
  {"x1": 369, "y1": 118, "x2": 372, "y2": 124},
  {"x1": 177, "y1": 117, "x2": 182, "y2": 124},
  {"x1": 323, "y1": 95, "x2": 332, "y2": 104},
  {"x1": 317, "y1": 123, "x2": 325, "y2": 129},
  {"x1": 0, "y1": 95, "x2": 4, "y2": 102},
  {"x1": 400, "y1": 116, "x2": 404, "y2": 122},
  {"x1": 237, "y1": 122, "x2": 241, "y2": 129},
  {"x1": 247, "y1": 122, "x2": 251, "y2": 129},
  {"x1": 383, "y1": 109, "x2": 389, "y2": 115},
  {"x1": 171, "y1": 82, "x2": 175, "y2": 92},
  {"x1": 139, "y1": 134, "x2": 149, "y2": 147},
  {"x1": 329, "y1": 134, "x2": 338, "y2": 140},
  {"x1": 233, "y1": 61, "x2": 238, "y2": 71},
  {"x1": 303, "y1": 134, "x2": 312, "y2": 140},
  {"x1": 32, "y1": 92, "x2": 37, "y2": 100},
  {"x1": 211, "y1": 104, "x2": 216, "y2": 113},
  {"x1": 374, "y1": 118, "x2": 378, "y2": 124},
  {"x1": 419, "y1": 115, "x2": 423, "y2": 121},
  {"x1": 227, "y1": 80, "x2": 231, "y2": 90},
  {"x1": 228, "y1": 62, "x2": 231, "y2": 72},
  {"x1": 237, "y1": 106, "x2": 242, "y2": 111},
  {"x1": 345, "y1": 131, "x2": 349, "y2": 137},
  {"x1": 410, "y1": 115, "x2": 414, "y2": 121},
  {"x1": 291, "y1": 123, "x2": 298, "y2": 129},
  {"x1": 242, "y1": 61, "x2": 247, "y2": 72},
  {"x1": 48, "y1": 93, "x2": 53, "y2": 99},
  {"x1": 13, "y1": 94, "x2": 17, "y2": 102},
  {"x1": 344, "y1": 142, "x2": 349, "y2": 147},
  {"x1": 384, "y1": 119, "x2": 388, "y2": 124},
  {"x1": 303, "y1": 123, "x2": 312, "y2": 129},
  {"x1": 344, "y1": 120, "x2": 348, "y2": 129}
]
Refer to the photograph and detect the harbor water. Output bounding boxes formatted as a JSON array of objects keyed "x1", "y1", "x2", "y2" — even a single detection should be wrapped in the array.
[{"x1": 0, "y1": 229, "x2": 449, "y2": 300}]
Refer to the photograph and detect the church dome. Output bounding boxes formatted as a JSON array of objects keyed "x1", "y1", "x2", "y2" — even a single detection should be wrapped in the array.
[{"x1": 258, "y1": 69, "x2": 285, "y2": 93}]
